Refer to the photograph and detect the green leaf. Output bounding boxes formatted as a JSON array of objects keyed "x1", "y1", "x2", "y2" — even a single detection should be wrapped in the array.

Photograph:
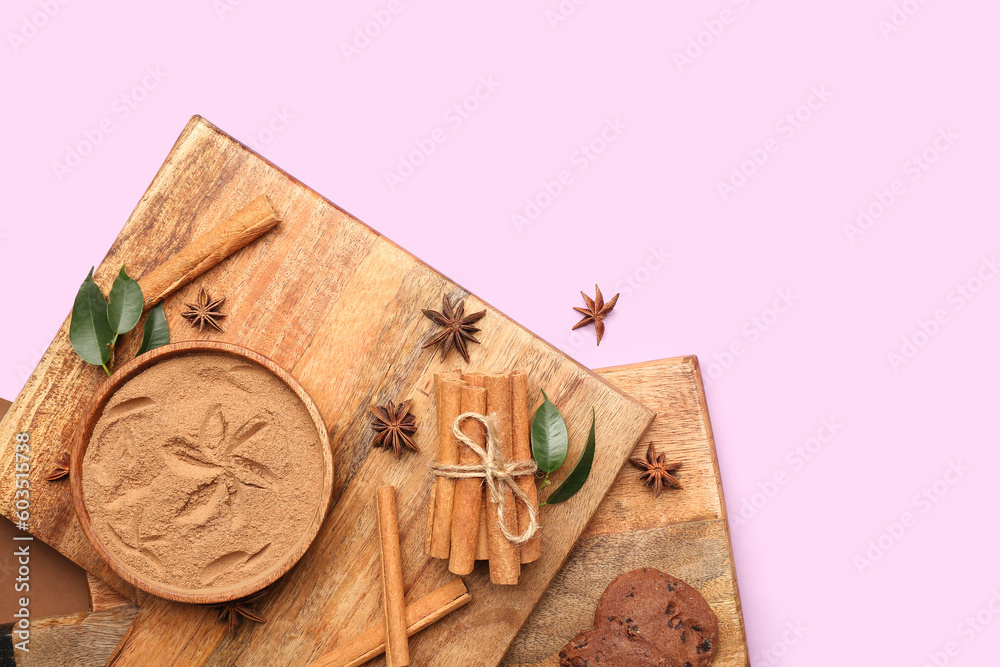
[
  {"x1": 543, "y1": 408, "x2": 597, "y2": 505},
  {"x1": 530, "y1": 390, "x2": 568, "y2": 475},
  {"x1": 137, "y1": 303, "x2": 170, "y2": 356},
  {"x1": 107, "y1": 265, "x2": 144, "y2": 334},
  {"x1": 70, "y1": 267, "x2": 114, "y2": 366}
]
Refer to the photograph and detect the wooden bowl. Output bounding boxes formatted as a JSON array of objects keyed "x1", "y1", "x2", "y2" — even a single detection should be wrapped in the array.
[{"x1": 69, "y1": 341, "x2": 333, "y2": 605}]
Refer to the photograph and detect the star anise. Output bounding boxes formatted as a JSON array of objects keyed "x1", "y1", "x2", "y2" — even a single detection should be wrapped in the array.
[
  {"x1": 210, "y1": 588, "x2": 268, "y2": 636},
  {"x1": 421, "y1": 295, "x2": 486, "y2": 363},
  {"x1": 572, "y1": 284, "x2": 619, "y2": 346},
  {"x1": 628, "y1": 442, "x2": 682, "y2": 498},
  {"x1": 370, "y1": 399, "x2": 418, "y2": 459},
  {"x1": 181, "y1": 287, "x2": 226, "y2": 332},
  {"x1": 44, "y1": 453, "x2": 70, "y2": 481}
]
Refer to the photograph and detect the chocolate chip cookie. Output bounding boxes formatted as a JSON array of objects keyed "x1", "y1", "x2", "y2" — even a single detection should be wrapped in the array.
[
  {"x1": 559, "y1": 621, "x2": 673, "y2": 667},
  {"x1": 594, "y1": 568, "x2": 718, "y2": 667}
]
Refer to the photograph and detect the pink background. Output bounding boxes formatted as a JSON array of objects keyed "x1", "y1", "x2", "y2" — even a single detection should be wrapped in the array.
[{"x1": 3, "y1": 1, "x2": 999, "y2": 664}]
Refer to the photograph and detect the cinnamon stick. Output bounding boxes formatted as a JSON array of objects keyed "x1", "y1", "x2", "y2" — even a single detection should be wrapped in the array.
[
  {"x1": 484, "y1": 373, "x2": 520, "y2": 584},
  {"x1": 376, "y1": 486, "x2": 409, "y2": 667},
  {"x1": 448, "y1": 383, "x2": 486, "y2": 576},
  {"x1": 511, "y1": 371, "x2": 541, "y2": 563},
  {"x1": 464, "y1": 374, "x2": 491, "y2": 562},
  {"x1": 308, "y1": 578, "x2": 470, "y2": 667},
  {"x1": 428, "y1": 374, "x2": 463, "y2": 558},
  {"x1": 476, "y1": 503, "x2": 490, "y2": 561},
  {"x1": 424, "y1": 475, "x2": 437, "y2": 557},
  {"x1": 138, "y1": 194, "x2": 281, "y2": 308}
]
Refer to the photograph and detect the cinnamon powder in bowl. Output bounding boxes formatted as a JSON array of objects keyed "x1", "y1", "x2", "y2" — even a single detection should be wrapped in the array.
[{"x1": 70, "y1": 342, "x2": 333, "y2": 604}]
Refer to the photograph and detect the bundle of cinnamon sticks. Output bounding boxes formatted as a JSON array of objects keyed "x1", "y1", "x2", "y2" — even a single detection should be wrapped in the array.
[{"x1": 425, "y1": 370, "x2": 540, "y2": 585}]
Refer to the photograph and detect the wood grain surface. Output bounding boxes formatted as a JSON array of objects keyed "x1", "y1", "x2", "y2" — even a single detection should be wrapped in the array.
[
  {"x1": 11, "y1": 607, "x2": 139, "y2": 667},
  {"x1": 0, "y1": 116, "x2": 654, "y2": 666},
  {"x1": 86, "y1": 574, "x2": 133, "y2": 613},
  {"x1": 504, "y1": 356, "x2": 749, "y2": 667}
]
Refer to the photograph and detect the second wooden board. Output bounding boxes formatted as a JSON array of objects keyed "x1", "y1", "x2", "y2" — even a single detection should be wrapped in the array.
[{"x1": 504, "y1": 356, "x2": 749, "y2": 666}]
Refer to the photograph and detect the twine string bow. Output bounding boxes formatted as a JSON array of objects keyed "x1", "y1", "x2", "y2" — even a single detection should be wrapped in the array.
[{"x1": 428, "y1": 412, "x2": 539, "y2": 545}]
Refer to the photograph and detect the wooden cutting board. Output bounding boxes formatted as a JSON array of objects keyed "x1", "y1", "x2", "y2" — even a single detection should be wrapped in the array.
[
  {"x1": 505, "y1": 357, "x2": 749, "y2": 666},
  {"x1": 0, "y1": 116, "x2": 654, "y2": 666}
]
